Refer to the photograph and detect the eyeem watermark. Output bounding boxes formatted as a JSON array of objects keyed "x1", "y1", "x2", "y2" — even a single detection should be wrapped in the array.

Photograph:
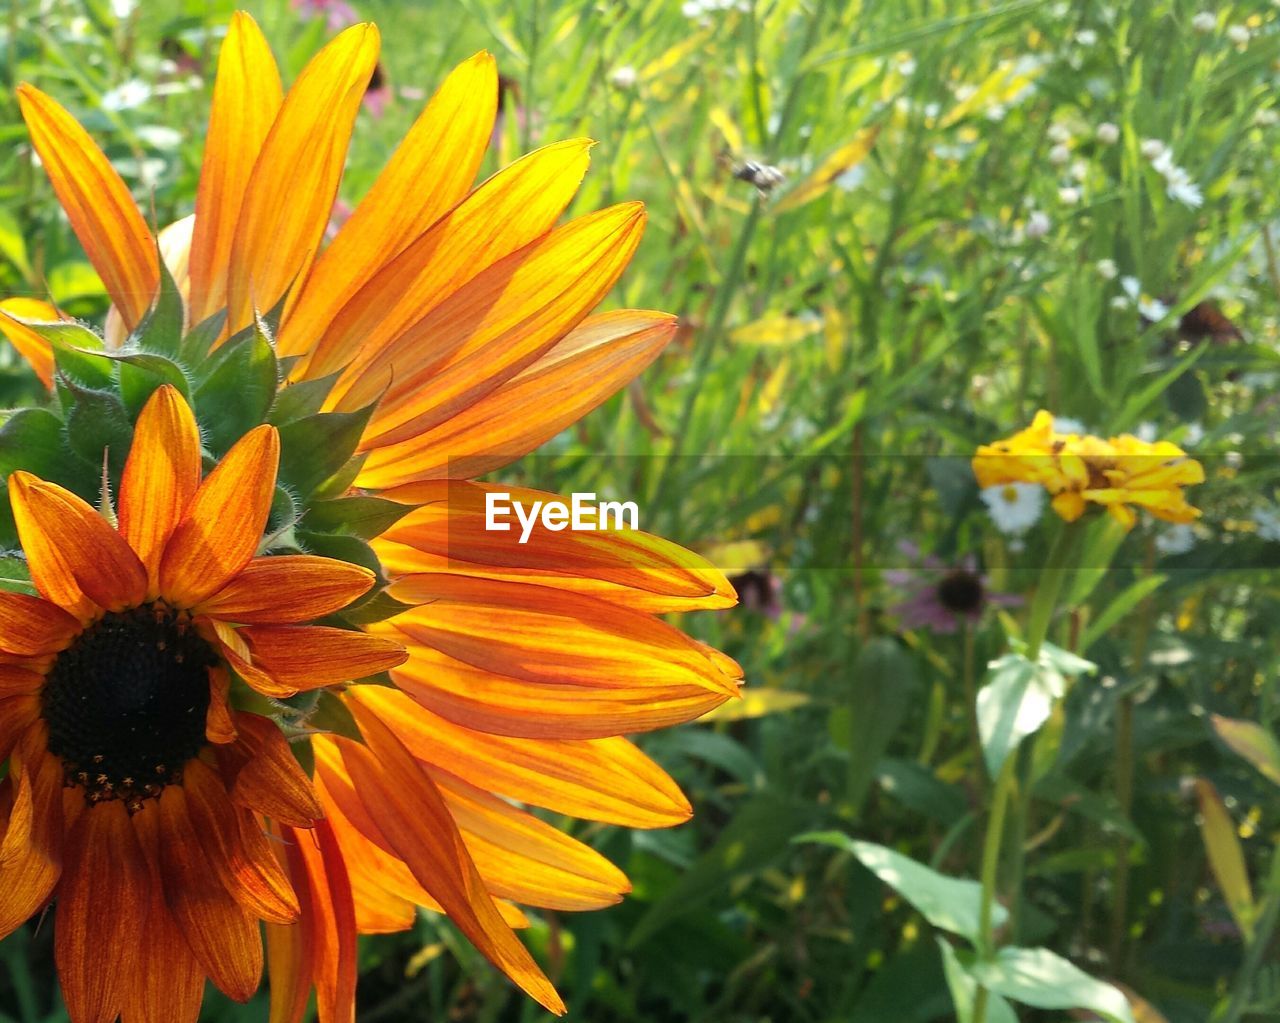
[{"x1": 485, "y1": 492, "x2": 639, "y2": 543}]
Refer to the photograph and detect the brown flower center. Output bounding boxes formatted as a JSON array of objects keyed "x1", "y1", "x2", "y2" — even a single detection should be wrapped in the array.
[
  {"x1": 42, "y1": 604, "x2": 216, "y2": 809},
  {"x1": 936, "y1": 569, "x2": 984, "y2": 615}
]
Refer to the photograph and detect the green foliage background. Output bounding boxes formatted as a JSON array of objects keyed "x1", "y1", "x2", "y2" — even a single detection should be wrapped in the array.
[{"x1": 4, "y1": 0, "x2": 1280, "y2": 1020}]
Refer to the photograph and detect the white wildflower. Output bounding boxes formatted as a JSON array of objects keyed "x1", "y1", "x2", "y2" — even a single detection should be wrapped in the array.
[
  {"x1": 1121, "y1": 276, "x2": 1170, "y2": 321},
  {"x1": 1227, "y1": 24, "x2": 1251, "y2": 45},
  {"x1": 1025, "y1": 211, "x2": 1052, "y2": 239},
  {"x1": 100, "y1": 79, "x2": 151, "y2": 112},
  {"x1": 1049, "y1": 143, "x2": 1071, "y2": 165},
  {"x1": 981, "y1": 483, "x2": 1046, "y2": 536},
  {"x1": 1048, "y1": 123, "x2": 1073, "y2": 144},
  {"x1": 1058, "y1": 186, "x2": 1081, "y2": 204},
  {"x1": 1140, "y1": 138, "x2": 1167, "y2": 160},
  {"x1": 1096, "y1": 122, "x2": 1120, "y2": 144},
  {"x1": 1155, "y1": 524, "x2": 1197, "y2": 555},
  {"x1": 609, "y1": 65, "x2": 638, "y2": 90},
  {"x1": 1097, "y1": 258, "x2": 1119, "y2": 280},
  {"x1": 1191, "y1": 11, "x2": 1217, "y2": 33},
  {"x1": 1075, "y1": 28, "x2": 1099, "y2": 46}
]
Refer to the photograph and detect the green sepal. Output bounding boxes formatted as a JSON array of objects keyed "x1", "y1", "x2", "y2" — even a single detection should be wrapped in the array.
[
  {"x1": 310, "y1": 690, "x2": 365, "y2": 742},
  {"x1": 180, "y1": 309, "x2": 228, "y2": 365},
  {"x1": 276, "y1": 402, "x2": 376, "y2": 500},
  {"x1": 29, "y1": 321, "x2": 116, "y2": 391},
  {"x1": 193, "y1": 319, "x2": 279, "y2": 455},
  {"x1": 267, "y1": 372, "x2": 341, "y2": 427},
  {"x1": 340, "y1": 591, "x2": 416, "y2": 626},
  {"x1": 301, "y1": 495, "x2": 412, "y2": 540},
  {"x1": 0, "y1": 406, "x2": 70, "y2": 479},
  {"x1": 312, "y1": 453, "x2": 367, "y2": 501},
  {"x1": 64, "y1": 385, "x2": 133, "y2": 477},
  {"x1": 296, "y1": 529, "x2": 386, "y2": 592},
  {"x1": 0, "y1": 554, "x2": 35, "y2": 596},
  {"x1": 88, "y1": 349, "x2": 192, "y2": 416},
  {"x1": 126, "y1": 255, "x2": 184, "y2": 357}
]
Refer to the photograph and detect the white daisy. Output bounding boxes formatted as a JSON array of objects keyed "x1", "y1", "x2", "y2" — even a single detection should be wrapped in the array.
[
  {"x1": 1096, "y1": 122, "x2": 1120, "y2": 144},
  {"x1": 981, "y1": 482, "x2": 1046, "y2": 536},
  {"x1": 1097, "y1": 258, "x2": 1119, "y2": 280},
  {"x1": 1192, "y1": 11, "x2": 1217, "y2": 33}
]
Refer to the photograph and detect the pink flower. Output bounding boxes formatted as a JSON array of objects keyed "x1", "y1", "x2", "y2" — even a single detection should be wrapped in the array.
[
  {"x1": 886, "y1": 542, "x2": 1021, "y2": 634},
  {"x1": 291, "y1": 0, "x2": 358, "y2": 31}
]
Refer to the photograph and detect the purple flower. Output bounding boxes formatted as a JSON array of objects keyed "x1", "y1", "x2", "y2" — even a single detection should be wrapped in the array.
[
  {"x1": 886, "y1": 542, "x2": 1021, "y2": 634},
  {"x1": 291, "y1": 0, "x2": 358, "y2": 31}
]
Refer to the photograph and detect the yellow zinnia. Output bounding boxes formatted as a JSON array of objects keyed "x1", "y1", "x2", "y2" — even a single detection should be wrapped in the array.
[
  {"x1": 0, "y1": 12, "x2": 741, "y2": 1021},
  {"x1": 973, "y1": 409, "x2": 1204, "y2": 529}
]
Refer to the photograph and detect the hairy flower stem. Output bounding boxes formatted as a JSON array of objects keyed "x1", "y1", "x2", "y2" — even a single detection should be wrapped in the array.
[{"x1": 972, "y1": 524, "x2": 1079, "y2": 1020}]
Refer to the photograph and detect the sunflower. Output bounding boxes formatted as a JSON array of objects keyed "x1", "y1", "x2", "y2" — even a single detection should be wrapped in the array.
[
  {"x1": 972, "y1": 409, "x2": 1204, "y2": 529},
  {"x1": 0, "y1": 12, "x2": 740, "y2": 1022}
]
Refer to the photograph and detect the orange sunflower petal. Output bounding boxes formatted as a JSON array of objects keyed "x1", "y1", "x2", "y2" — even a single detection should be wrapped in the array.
[
  {"x1": 388, "y1": 642, "x2": 731, "y2": 740},
  {"x1": 182, "y1": 759, "x2": 299, "y2": 924},
  {"x1": 278, "y1": 51, "x2": 498, "y2": 358},
  {"x1": 189, "y1": 11, "x2": 284, "y2": 323},
  {"x1": 118, "y1": 384, "x2": 203, "y2": 592},
  {"x1": 283, "y1": 819, "x2": 357, "y2": 1023},
  {"x1": 224, "y1": 23, "x2": 380, "y2": 336},
  {"x1": 429, "y1": 765, "x2": 630, "y2": 911},
  {"x1": 9, "y1": 471, "x2": 147, "y2": 616},
  {"x1": 121, "y1": 878, "x2": 206, "y2": 1023},
  {"x1": 348, "y1": 687, "x2": 690, "y2": 827},
  {"x1": 346, "y1": 204, "x2": 647, "y2": 462},
  {"x1": 366, "y1": 310, "x2": 676, "y2": 483},
  {"x1": 197, "y1": 555, "x2": 374, "y2": 624},
  {"x1": 206, "y1": 665, "x2": 237, "y2": 744},
  {"x1": 0, "y1": 738, "x2": 63, "y2": 937},
  {"x1": 54, "y1": 801, "x2": 148, "y2": 1023},
  {"x1": 238, "y1": 625, "x2": 406, "y2": 694},
  {"x1": 159, "y1": 424, "x2": 280, "y2": 607},
  {"x1": 16, "y1": 85, "x2": 158, "y2": 329},
  {"x1": 0, "y1": 590, "x2": 81, "y2": 656},
  {"x1": 337, "y1": 719, "x2": 565, "y2": 1014},
  {"x1": 374, "y1": 479, "x2": 736, "y2": 611},
  {"x1": 376, "y1": 576, "x2": 737, "y2": 696},
  {"x1": 0, "y1": 297, "x2": 60, "y2": 387},
  {"x1": 155, "y1": 785, "x2": 263, "y2": 1001},
  {"x1": 300, "y1": 137, "x2": 593, "y2": 384},
  {"x1": 223, "y1": 713, "x2": 322, "y2": 827}
]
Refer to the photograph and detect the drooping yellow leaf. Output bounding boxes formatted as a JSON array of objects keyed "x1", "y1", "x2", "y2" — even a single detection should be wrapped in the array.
[
  {"x1": 730, "y1": 314, "x2": 821, "y2": 347},
  {"x1": 773, "y1": 126, "x2": 880, "y2": 213},
  {"x1": 700, "y1": 689, "x2": 809, "y2": 722},
  {"x1": 1195, "y1": 778, "x2": 1255, "y2": 941}
]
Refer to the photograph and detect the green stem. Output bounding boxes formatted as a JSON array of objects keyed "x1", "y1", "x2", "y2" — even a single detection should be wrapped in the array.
[
  {"x1": 971, "y1": 522, "x2": 1081, "y2": 1020},
  {"x1": 1219, "y1": 844, "x2": 1280, "y2": 1023}
]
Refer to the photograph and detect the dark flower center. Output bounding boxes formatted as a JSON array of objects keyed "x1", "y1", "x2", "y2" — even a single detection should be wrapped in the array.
[
  {"x1": 42, "y1": 604, "x2": 217, "y2": 809},
  {"x1": 936, "y1": 570, "x2": 984, "y2": 615}
]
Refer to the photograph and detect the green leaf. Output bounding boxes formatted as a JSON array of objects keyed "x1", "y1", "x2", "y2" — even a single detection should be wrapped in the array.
[
  {"x1": 836, "y1": 638, "x2": 919, "y2": 816},
  {"x1": 193, "y1": 323, "x2": 279, "y2": 455},
  {"x1": 1081, "y1": 574, "x2": 1167, "y2": 651},
  {"x1": 126, "y1": 257, "x2": 184, "y2": 357},
  {"x1": 976, "y1": 654, "x2": 1055, "y2": 777},
  {"x1": 302, "y1": 496, "x2": 412, "y2": 540},
  {"x1": 937, "y1": 940, "x2": 1017, "y2": 1023},
  {"x1": 628, "y1": 795, "x2": 811, "y2": 947},
  {"x1": 276, "y1": 405, "x2": 376, "y2": 500},
  {"x1": 339, "y1": 590, "x2": 417, "y2": 626},
  {"x1": 15, "y1": 319, "x2": 114, "y2": 390},
  {"x1": 799, "y1": 833, "x2": 1006, "y2": 942},
  {"x1": 268, "y1": 373, "x2": 341, "y2": 426},
  {"x1": 968, "y1": 947, "x2": 1135, "y2": 1023},
  {"x1": 1195, "y1": 778, "x2": 1256, "y2": 941},
  {"x1": 0, "y1": 208, "x2": 32, "y2": 280}
]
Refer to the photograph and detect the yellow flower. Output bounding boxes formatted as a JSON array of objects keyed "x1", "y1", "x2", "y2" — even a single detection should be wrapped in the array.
[
  {"x1": 1, "y1": 12, "x2": 742, "y2": 1021},
  {"x1": 973, "y1": 410, "x2": 1204, "y2": 529}
]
